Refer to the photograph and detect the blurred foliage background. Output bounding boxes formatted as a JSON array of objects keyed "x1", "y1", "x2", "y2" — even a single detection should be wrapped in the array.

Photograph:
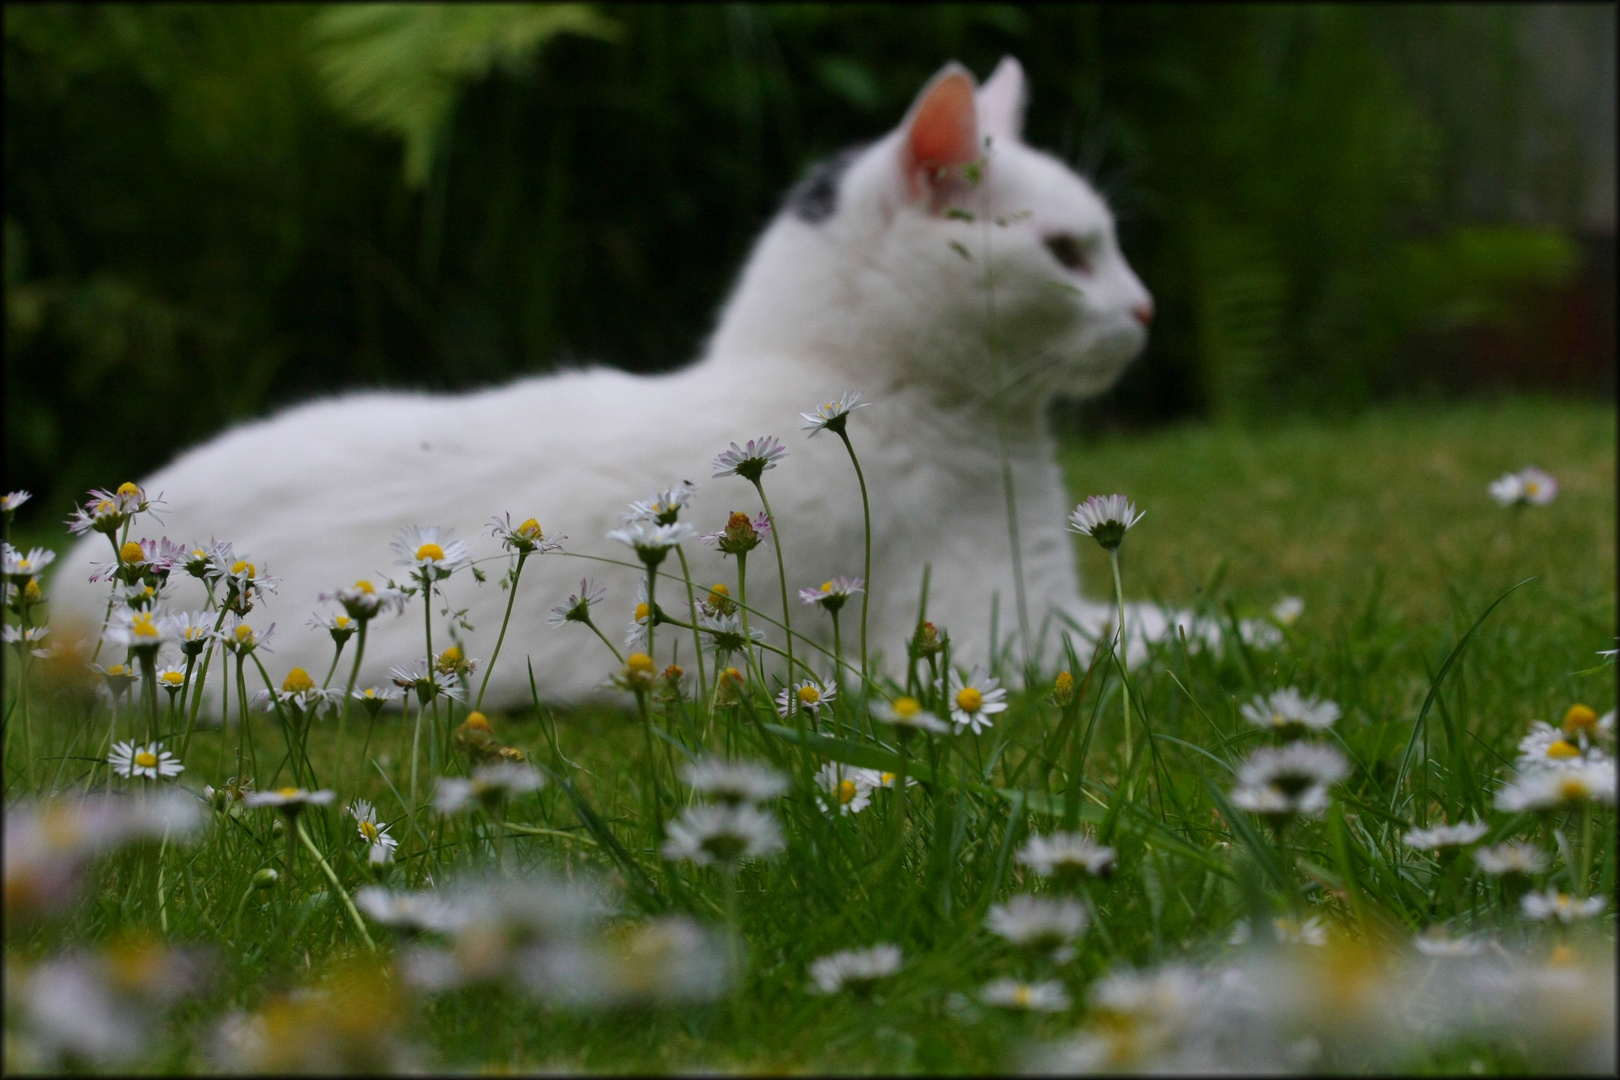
[{"x1": 5, "y1": 4, "x2": 1615, "y2": 528}]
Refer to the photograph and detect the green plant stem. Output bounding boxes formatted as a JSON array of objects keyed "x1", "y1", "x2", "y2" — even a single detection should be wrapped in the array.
[
  {"x1": 750, "y1": 479, "x2": 795, "y2": 690},
  {"x1": 137, "y1": 650, "x2": 160, "y2": 745},
  {"x1": 476, "y1": 551, "x2": 528, "y2": 711},
  {"x1": 675, "y1": 546, "x2": 710, "y2": 709},
  {"x1": 1109, "y1": 548, "x2": 1132, "y2": 779},
  {"x1": 296, "y1": 817, "x2": 377, "y2": 952},
  {"x1": 834, "y1": 427, "x2": 873, "y2": 701},
  {"x1": 320, "y1": 637, "x2": 347, "y2": 691},
  {"x1": 582, "y1": 615, "x2": 625, "y2": 664},
  {"x1": 643, "y1": 563, "x2": 658, "y2": 661},
  {"x1": 334, "y1": 621, "x2": 369, "y2": 793}
]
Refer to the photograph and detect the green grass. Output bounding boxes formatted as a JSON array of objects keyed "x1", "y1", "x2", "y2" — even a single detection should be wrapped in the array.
[{"x1": 4, "y1": 395, "x2": 1615, "y2": 1073}]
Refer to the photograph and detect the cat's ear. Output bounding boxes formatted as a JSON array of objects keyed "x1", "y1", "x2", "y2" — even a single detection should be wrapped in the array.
[
  {"x1": 899, "y1": 62, "x2": 980, "y2": 203},
  {"x1": 977, "y1": 56, "x2": 1026, "y2": 144}
]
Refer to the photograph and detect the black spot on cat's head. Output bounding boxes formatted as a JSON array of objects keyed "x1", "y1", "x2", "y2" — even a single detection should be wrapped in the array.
[{"x1": 782, "y1": 144, "x2": 866, "y2": 224}]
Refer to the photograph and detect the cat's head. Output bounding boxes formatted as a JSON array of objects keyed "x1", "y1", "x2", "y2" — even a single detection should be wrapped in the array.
[{"x1": 714, "y1": 58, "x2": 1154, "y2": 414}]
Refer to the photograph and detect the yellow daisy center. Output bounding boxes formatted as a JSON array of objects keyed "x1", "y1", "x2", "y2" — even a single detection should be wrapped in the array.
[
  {"x1": 627, "y1": 652, "x2": 655, "y2": 674},
  {"x1": 131, "y1": 613, "x2": 160, "y2": 638},
  {"x1": 160, "y1": 671, "x2": 184, "y2": 686},
  {"x1": 464, "y1": 712, "x2": 492, "y2": 732},
  {"x1": 119, "y1": 541, "x2": 145, "y2": 564},
  {"x1": 1563, "y1": 704, "x2": 1598, "y2": 734},
  {"x1": 108, "y1": 664, "x2": 131, "y2": 677},
  {"x1": 192, "y1": 548, "x2": 207, "y2": 560},
  {"x1": 24, "y1": 579, "x2": 42, "y2": 602},
  {"x1": 880, "y1": 772, "x2": 897, "y2": 786},
  {"x1": 333, "y1": 615, "x2": 351, "y2": 629},
  {"x1": 709, "y1": 583, "x2": 729, "y2": 597},
  {"x1": 1549, "y1": 944, "x2": 1576, "y2": 967},
  {"x1": 415, "y1": 543, "x2": 445, "y2": 562},
  {"x1": 1558, "y1": 778, "x2": 1590, "y2": 801},
  {"x1": 355, "y1": 580, "x2": 375, "y2": 594},
  {"x1": 837, "y1": 779, "x2": 858, "y2": 805},
  {"x1": 635, "y1": 602, "x2": 651, "y2": 621},
  {"x1": 234, "y1": 625, "x2": 254, "y2": 644},
  {"x1": 362, "y1": 688, "x2": 378, "y2": 699},
  {"x1": 1054, "y1": 671, "x2": 1074, "y2": 694},
  {"x1": 13, "y1": 557, "x2": 31, "y2": 573},
  {"x1": 278, "y1": 787, "x2": 300, "y2": 798},
  {"x1": 1546, "y1": 740, "x2": 1580, "y2": 759},
  {"x1": 1014, "y1": 985, "x2": 1032, "y2": 1007},
  {"x1": 116, "y1": 482, "x2": 141, "y2": 498},
  {"x1": 956, "y1": 687, "x2": 984, "y2": 713},
  {"x1": 439, "y1": 645, "x2": 463, "y2": 665},
  {"x1": 892, "y1": 696, "x2": 921, "y2": 719},
  {"x1": 517, "y1": 517, "x2": 542, "y2": 537},
  {"x1": 95, "y1": 499, "x2": 116, "y2": 515},
  {"x1": 231, "y1": 560, "x2": 255, "y2": 578},
  {"x1": 799, "y1": 685, "x2": 821, "y2": 705},
  {"x1": 359, "y1": 820, "x2": 380, "y2": 843},
  {"x1": 722, "y1": 666, "x2": 742, "y2": 682},
  {"x1": 820, "y1": 581, "x2": 834, "y2": 593},
  {"x1": 134, "y1": 750, "x2": 158, "y2": 768},
  {"x1": 1524, "y1": 480, "x2": 1542, "y2": 496},
  {"x1": 282, "y1": 668, "x2": 315, "y2": 693}
]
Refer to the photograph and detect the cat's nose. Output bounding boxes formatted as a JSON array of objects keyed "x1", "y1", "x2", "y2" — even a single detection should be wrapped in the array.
[{"x1": 1132, "y1": 300, "x2": 1155, "y2": 326}]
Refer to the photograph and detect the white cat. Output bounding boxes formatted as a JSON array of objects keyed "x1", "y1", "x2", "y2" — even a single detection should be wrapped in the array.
[{"x1": 54, "y1": 57, "x2": 1192, "y2": 710}]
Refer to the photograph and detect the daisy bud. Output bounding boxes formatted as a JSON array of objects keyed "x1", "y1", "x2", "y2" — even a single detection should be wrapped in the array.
[
  {"x1": 252, "y1": 868, "x2": 281, "y2": 890},
  {"x1": 1051, "y1": 671, "x2": 1076, "y2": 707}
]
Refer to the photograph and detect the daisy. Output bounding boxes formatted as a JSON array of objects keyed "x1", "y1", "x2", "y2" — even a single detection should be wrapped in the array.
[
  {"x1": 871, "y1": 695, "x2": 951, "y2": 736},
  {"x1": 1473, "y1": 841, "x2": 1550, "y2": 877},
  {"x1": 251, "y1": 667, "x2": 341, "y2": 714},
  {"x1": 623, "y1": 481, "x2": 697, "y2": 526},
  {"x1": 216, "y1": 615, "x2": 275, "y2": 656},
  {"x1": 711, "y1": 435, "x2": 788, "y2": 481},
  {"x1": 169, "y1": 611, "x2": 216, "y2": 658},
  {"x1": 947, "y1": 665, "x2": 1007, "y2": 734},
  {"x1": 613, "y1": 652, "x2": 659, "y2": 693},
  {"x1": 102, "y1": 607, "x2": 178, "y2": 658},
  {"x1": 1, "y1": 490, "x2": 31, "y2": 512},
  {"x1": 1495, "y1": 759, "x2": 1616, "y2": 812},
  {"x1": 352, "y1": 685, "x2": 399, "y2": 715},
  {"x1": 986, "y1": 893, "x2": 1088, "y2": 957},
  {"x1": 660, "y1": 803, "x2": 784, "y2": 866},
  {"x1": 698, "y1": 582, "x2": 736, "y2": 619},
  {"x1": 388, "y1": 660, "x2": 465, "y2": 704},
  {"x1": 153, "y1": 665, "x2": 188, "y2": 695},
  {"x1": 66, "y1": 483, "x2": 158, "y2": 537},
  {"x1": 3, "y1": 625, "x2": 51, "y2": 656},
  {"x1": 1560, "y1": 703, "x2": 1613, "y2": 747},
  {"x1": 624, "y1": 577, "x2": 653, "y2": 649},
  {"x1": 1488, "y1": 466, "x2": 1558, "y2": 507},
  {"x1": 349, "y1": 799, "x2": 399, "y2": 866},
  {"x1": 2, "y1": 544, "x2": 55, "y2": 584},
  {"x1": 606, "y1": 520, "x2": 694, "y2": 569},
  {"x1": 1517, "y1": 721, "x2": 1589, "y2": 770},
  {"x1": 702, "y1": 510, "x2": 769, "y2": 556},
  {"x1": 808, "y1": 943, "x2": 902, "y2": 994},
  {"x1": 1017, "y1": 832, "x2": 1117, "y2": 881},
  {"x1": 91, "y1": 661, "x2": 139, "y2": 696},
  {"x1": 433, "y1": 762, "x2": 545, "y2": 813},
  {"x1": 1521, "y1": 890, "x2": 1606, "y2": 922},
  {"x1": 548, "y1": 578, "x2": 606, "y2": 628},
  {"x1": 776, "y1": 675, "x2": 836, "y2": 722},
  {"x1": 1271, "y1": 596, "x2": 1305, "y2": 625},
  {"x1": 979, "y1": 977, "x2": 1070, "y2": 1012},
  {"x1": 487, "y1": 512, "x2": 564, "y2": 555},
  {"x1": 799, "y1": 390, "x2": 869, "y2": 437},
  {"x1": 1230, "y1": 743, "x2": 1347, "y2": 820},
  {"x1": 1239, "y1": 688, "x2": 1340, "y2": 736},
  {"x1": 859, "y1": 768, "x2": 918, "y2": 790},
  {"x1": 798, "y1": 575, "x2": 863, "y2": 614},
  {"x1": 1068, "y1": 494, "x2": 1144, "y2": 551},
  {"x1": 1403, "y1": 820, "x2": 1488, "y2": 851},
  {"x1": 390, "y1": 526, "x2": 470, "y2": 581},
  {"x1": 218, "y1": 553, "x2": 280, "y2": 607},
  {"x1": 680, "y1": 758, "x2": 789, "y2": 805},
  {"x1": 814, "y1": 761, "x2": 874, "y2": 816},
  {"x1": 1412, "y1": 929, "x2": 1485, "y2": 957},
  {"x1": 353, "y1": 886, "x2": 464, "y2": 934},
  {"x1": 1227, "y1": 915, "x2": 1328, "y2": 946},
  {"x1": 319, "y1": 579, "x2": 406, "y2": 621},
  {"x1": 244, "y1": 787, "x2": 336, "y2": 811},
  {"x1": 698, "y1": 611, "x2": 763, "y2": 661},
  {"x1": 306, "y1": 610, "x2": 360, "y2": 644},
  {"x1": 107, "y1": 740, "x2": 184, "y2": 780}
]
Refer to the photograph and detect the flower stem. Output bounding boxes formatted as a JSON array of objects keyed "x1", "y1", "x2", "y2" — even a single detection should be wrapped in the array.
[
  {"x1": 1108, "y1": 548, "x2": 1132, "y2": 779},
  {"x1": 296, "y1": 817, "x2": 377, "y2": 952},
  {"x1": 834, "y1": 428, "x2": 873, "y2": 701},
  {"x1": 675, "y1": 547, "x2": 710, "y2": 711},
  {"x1": 750, "y1": 479, "x2": 795, "y2": 693},
  {"x1": 334, "y1": 621, "x2": 368, "y2": 793},
  {"x1": 476, "y1": 551, "x2": 529, "y2": 711}
]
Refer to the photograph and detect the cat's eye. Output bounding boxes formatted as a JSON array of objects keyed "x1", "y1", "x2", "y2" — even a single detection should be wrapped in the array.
[{"x1": 1043, "y1": 233, "x2": 1095, "y2": 274}]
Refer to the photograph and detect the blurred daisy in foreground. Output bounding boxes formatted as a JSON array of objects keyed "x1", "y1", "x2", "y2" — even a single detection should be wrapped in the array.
[
  {"x1": 434, "y1": 763, "x2": 544, "y2": 814},
  {"x1": 987, "y1": 894, "x2": 1088, "y2": 961},
  {"x1": 1488, "y1": 466, "x2": 1558, "y2": 506},
  {"x1": 680, "y1": 758, "x2": 788, "y2": 805},
  {"x1": 1271, "y1": 596, "x2": 1305, "y2": 625},
  {"x1": 1473, "y1": 841, "x2": 1549, "y2": 877},
  {"x1": 661, "y1": 804, "x2": 784, "y2": 867},
  {"x1": 979, "y1": 977, "x2": 1070, "y2": 1012},
  {"x1": 1017, "y1": 832, "x2": 1117, "y2": 882},
  {"x1": 1521, "y1": 890, "x2": 1606, "y2": 922},
  {"x1": 1403, "y1": 820, "x2": 1488, "y2": 851},
  {"x1": 871, "y1": 695, "x2": 950, "y2": 736},
  {"x1": 1495, "y1": 759, "x2": 1616, "y2": 812},
  {"x1": 319, "y1": 579, "x2": 406, "y2": 621},
  {"x1": 1240, "y1": 688, "x2": 1340, "y2": 738},
  {"x1": 1230, "y1": 743, "x2": 1348, "y2": 820},
  {"x1": 808, "y1": 943, "x2": 902, "y2": 994}
]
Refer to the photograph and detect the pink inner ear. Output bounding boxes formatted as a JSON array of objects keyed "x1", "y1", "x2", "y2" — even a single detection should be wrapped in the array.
[{"x1": 908, "y1": 72, "x2": 979, "y2": 171}]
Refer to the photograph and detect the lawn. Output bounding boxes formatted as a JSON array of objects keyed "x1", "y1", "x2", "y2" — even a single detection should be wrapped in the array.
[{"x1": 4, "y1": 395, "x2": 1614, "y2": 1074}]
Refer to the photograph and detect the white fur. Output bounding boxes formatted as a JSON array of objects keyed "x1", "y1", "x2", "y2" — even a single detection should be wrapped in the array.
[{"x1": 54, "y1": 57, "x2": 1184, "y2": 709}]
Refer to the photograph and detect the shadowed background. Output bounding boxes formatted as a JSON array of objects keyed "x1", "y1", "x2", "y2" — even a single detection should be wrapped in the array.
[{"x1": 5, "y1": 4, "x2": 1615, "y2": 529}]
